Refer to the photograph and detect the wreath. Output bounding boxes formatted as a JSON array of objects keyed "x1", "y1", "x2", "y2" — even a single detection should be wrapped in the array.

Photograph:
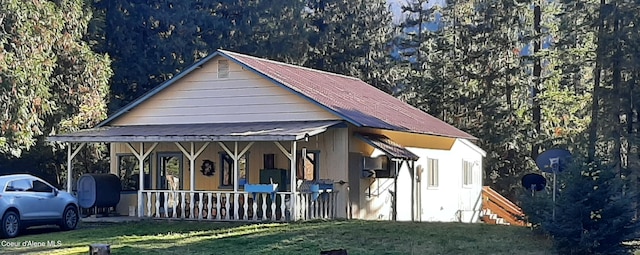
[{"x1": 200, "y1": 159, "x2": 215, "y2": 176}]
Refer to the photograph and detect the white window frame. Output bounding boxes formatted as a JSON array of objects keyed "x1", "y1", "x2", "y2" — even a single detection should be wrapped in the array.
[
  {"x1": 427, "y1": 158, "x2": 439, "y2": 188},
  {"x1": 462, "y1": 160, "x2": 474, "y2": 188}
]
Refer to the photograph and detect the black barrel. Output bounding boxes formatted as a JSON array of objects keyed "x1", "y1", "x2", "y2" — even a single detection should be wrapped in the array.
[{"x1": 77, "y1": 174, "x2": 121, "y2": 209}]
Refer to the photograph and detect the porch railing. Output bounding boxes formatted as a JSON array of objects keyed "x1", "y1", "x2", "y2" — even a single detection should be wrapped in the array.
[{"x1": 139, "y1": 190, "x2": 338, "y2": 221}]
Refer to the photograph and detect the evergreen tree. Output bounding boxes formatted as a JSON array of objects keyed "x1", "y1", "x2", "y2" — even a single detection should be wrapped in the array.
[
  {"x1": 90, "y1": 0, "x2": 309, "y2": 112},
  {"x1": 302, "y1": 0, "x2": 394, "y2": 92},
  {"x1": 541, "y1": 159, "x2": 639, "y2": 254}
]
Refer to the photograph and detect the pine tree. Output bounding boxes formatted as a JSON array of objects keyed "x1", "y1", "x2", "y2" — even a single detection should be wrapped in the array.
[
  {"x1": 542, "y1": 159, "x2": 639, "y2": 254},
  {"x1": 302, "y1": 0, "x2": 394, "y2": 92}
]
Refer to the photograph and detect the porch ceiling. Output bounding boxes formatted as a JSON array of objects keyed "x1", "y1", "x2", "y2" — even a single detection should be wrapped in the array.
[{"x1": 47, "y1": 120, "x2": 343, "y2": 143}]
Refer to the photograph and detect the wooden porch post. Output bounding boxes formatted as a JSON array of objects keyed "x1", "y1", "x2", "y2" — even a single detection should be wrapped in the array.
[
  {"x1": 233, "y1": 142, "x2": 238, "y2": 192},
  {"x1": 218, "y1": 141, "x2": 253, "y2": 192},
  {"x1": 393, "y1": 160, "x2": 398, "y2": 221},
  {"x1": 290, "y1": 141, "x2": 297, "y2": 221},
  {"x1": 138, "y1": 143, "x2": 145, "y2": 217},
  {"x1": 126, "y1": 142, "x2": 158, "y2": 217},
  {"x1": 274, "y1": 140, "x2": 298, "y2": 221},
  {"x1": 191, "y1": 143, "x2": 195, "y2": 192},
  {"x1": 67, "y1": 144, "x2": 72, "y2": 193},
  {"x1": 66, "y1": 143, "x2": 85, "y2": 193},
  {"x1": 175, "y1": 142, "x2": 210, "y2": 192},
  {"x1": 410, "y1": 160, "x2": 415, "y2": 222}
]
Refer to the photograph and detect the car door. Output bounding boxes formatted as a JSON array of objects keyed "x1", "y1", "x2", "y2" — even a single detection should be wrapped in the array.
[
  {"x1": 29, "y1": 179, "x2": 64, "y2": 219},
  {"x1": 5, "y1": 178, "x2": 41, "y2": 220}
]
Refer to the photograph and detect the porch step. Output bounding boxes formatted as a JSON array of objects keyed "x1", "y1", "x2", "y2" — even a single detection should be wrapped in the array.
[
  {"x1": 480, "y1": 209, "x2": 510, "y2": 225},
  {"x1": 481, "y1": 186, "x2": 527, "y2": 226}
]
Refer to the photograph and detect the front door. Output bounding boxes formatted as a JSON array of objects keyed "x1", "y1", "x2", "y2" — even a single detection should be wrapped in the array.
[
  {"x1": 157, "y1": 153, "x2": 183, "y2": 209},
  {"x1": 157, "y1": 153, "x2": 183, "y2": 190}
]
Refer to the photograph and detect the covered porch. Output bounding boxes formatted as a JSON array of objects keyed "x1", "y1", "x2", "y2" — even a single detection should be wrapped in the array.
[{"x1": 47, "y1": 121, "x2": 344, "y2": 222}]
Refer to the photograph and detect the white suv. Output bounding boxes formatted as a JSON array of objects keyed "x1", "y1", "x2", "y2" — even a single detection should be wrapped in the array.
[{"x1": 0, "y1": 174, "x2": 79, "y2": 238}]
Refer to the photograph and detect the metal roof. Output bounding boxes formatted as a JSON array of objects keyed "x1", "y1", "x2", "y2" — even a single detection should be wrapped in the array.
[
  {"x1": 220, "y1": 50, "x2": 475, "y2": 139},
  {"x1": 94, "y1": 49, "x2": 475, "y2": 139},
  {"x1": 47, "y1": 121, "x2": 343, "y2": 143},
  {"x1": 355, "y1": 133, "x2": 419, "y2": 160}
]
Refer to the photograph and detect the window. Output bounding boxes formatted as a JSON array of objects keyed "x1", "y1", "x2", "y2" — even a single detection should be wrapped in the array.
[
  {"x1": 297, "y1": 150, "x2": 319, "y2": 181},
  {"x1": 427, "y1": 158, "x2": 439, "y2": 188},
  {"x1": 31, "y1": 180, "x2": 53, "y2": 193},
  {"x1": 118, "y1": 154, "x2": 151, "y2": 191},
  {"x1": 6, "y1": 179, "x2": 31, "y2": 192},
  {"x1": 220, "y1": 152, "x2": 249, "y2": 188},
  {"x1": 218, "y1": 60, "x2": 229, "y2": 78},
  {"x1": 463, "y1": 160, "x2": 474, "y2": 187}
]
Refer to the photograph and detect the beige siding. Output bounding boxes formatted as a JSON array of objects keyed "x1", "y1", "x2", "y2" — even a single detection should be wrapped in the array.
[
  {"x1": 112, "y1": 56, "x2": 338, "y2": 126},
  {"x1": 109, "y1": 127, "x2": 351, "y2": 218}
]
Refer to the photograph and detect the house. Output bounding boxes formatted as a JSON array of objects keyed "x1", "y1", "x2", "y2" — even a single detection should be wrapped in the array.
[{"x1": 48, "y1": 49, "x2": 486, "y2": 223}]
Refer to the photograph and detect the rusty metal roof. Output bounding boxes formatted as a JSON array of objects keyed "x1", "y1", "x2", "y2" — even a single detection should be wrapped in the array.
[
  {"x1": 95, "y1": 49, "x2": 474, "y2": 139},
  {"x1": 47, "y1": 121, "x2": 343, "y2": 143},
  {"x1": 355, "y1": 133, "x2": 419, "y2": 160},
  {"x1": 220, "y1": 50, "x2": 475, "y2": 139}
]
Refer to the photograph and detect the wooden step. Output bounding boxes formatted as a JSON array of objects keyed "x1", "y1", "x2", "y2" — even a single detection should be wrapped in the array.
[{"x1": 481, "y1": 215, "x2": 497, "y2": 224}]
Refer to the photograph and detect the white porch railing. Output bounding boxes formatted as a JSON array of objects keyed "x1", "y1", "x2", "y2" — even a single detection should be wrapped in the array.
[{"x1": 139, "y1": 190, "x2": 338, "y2": 221}]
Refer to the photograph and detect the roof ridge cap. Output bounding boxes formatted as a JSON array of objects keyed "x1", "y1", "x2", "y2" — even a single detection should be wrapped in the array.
[{"x1": 218, "y1": 49, "x2": 361, "y2": 81}]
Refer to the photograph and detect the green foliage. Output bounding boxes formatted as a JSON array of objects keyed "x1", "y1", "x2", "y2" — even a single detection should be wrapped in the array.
[
  {"x1": 92, "y1": 0, "x2": 395, "y2": 112},
  {"x1": 302, "y1": 0, "x2": 394, "y2": 92},
  {"x1": 523, "y1": 158, "x2": 639, "y2": 254},
  {"x1": 0, "y1": 0, "x2": 111, "y2": 185},
  {"x1": 0, "y1": 0, "x2": 111, "y2": 157}
]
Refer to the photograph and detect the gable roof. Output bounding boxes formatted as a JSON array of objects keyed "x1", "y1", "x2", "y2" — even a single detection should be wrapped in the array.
[{"x1": 100, "y1": 49, "x2": 475, "y2": 139}]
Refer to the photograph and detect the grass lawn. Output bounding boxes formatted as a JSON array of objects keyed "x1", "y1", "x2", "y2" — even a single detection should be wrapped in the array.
[{"x1": 1, "y1": 220, "x2": 554, "y2": 255}]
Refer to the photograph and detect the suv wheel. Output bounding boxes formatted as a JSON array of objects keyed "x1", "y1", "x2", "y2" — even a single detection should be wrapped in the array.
[
  {"x1": 60, "y1": 206, "x2": 78, "y2": 231},
  {"x1": 1, "y1": 211, "x2": 20, "y2": 238}
]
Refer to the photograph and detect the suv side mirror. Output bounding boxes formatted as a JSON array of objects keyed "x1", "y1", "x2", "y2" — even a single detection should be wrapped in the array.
[{"x1": 53, "y1": 189, "x2": 59, "y2": 196}]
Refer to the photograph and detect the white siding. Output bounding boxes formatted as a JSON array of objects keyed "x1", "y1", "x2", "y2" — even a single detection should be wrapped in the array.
[
  {"x1": 112, "y1": 56, "x2": 338, "y2": 126},
  {"x1": 396, "y1": 138, "x2": 483, "y2": 223},
  {"x1": 351, "y1": 137, "x2": 484, "y2": 223}
]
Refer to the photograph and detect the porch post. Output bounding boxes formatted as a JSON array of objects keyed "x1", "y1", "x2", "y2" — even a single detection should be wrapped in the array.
[
  {"x1": 175, "y1": 142, "x2": 210, "y2": 192},
  {"x1": 67, "y1": 144, "x2": 72, "y2": 192},
  {"x1": 136, "y1": 142, "x2": 144, "y2": 218},
  {"x1": 393, "y1": 160, "x2": 398, "y2": 221},
  {"x1": 66, "y1": 142, "x2": 86, "y2": 193},
  {"x1": 126, "y1": 142, "x2": 158, "y2": 218},
  {"x1": 190, "y1": 142, "x2": 195, "y2": 191},
  {"x1": 233, "y1": 142, "x2": 238, "y2": 192},
  {"x1": 290, "y1": 141, "x2": 297, "y2": 221},
  {"x1": 138, "y1": 143, "x2": 145, "y2": 218},
  {"x1": 410, "y1": 160, "x2": 415, "y2": 222}
]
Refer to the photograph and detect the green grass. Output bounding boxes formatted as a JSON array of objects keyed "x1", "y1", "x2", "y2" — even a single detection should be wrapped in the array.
[{"x1": 1, "y1": 220, "x2": 554, "y2": 255}]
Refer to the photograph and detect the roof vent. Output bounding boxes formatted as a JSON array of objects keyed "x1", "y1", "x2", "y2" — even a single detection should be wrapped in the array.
[{"x1": 218, "y1": 60, "x2": 229, "y2": 78}]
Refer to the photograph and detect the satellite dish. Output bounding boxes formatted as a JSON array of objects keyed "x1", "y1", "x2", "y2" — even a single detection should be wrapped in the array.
[
  {"x1": 522, "y1": 173, "x2": 546, "y2": 191},
  {"x1": 535, "y1": 148, "x2": 572, "y2": 173}
]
